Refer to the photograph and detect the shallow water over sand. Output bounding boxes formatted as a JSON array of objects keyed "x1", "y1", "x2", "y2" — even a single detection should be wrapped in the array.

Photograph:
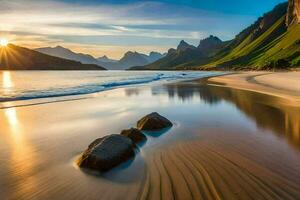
[
  {"x1": 0, "y1": 80, "x2": 300, "y2": 200},
  {"x1": 0, "y1": 71, "x2": 221, "y2": 102}
]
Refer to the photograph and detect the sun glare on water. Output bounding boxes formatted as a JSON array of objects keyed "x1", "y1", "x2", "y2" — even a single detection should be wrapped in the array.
[{"x1": 0, "y1": 38, "x2": 8, "y2": 47}]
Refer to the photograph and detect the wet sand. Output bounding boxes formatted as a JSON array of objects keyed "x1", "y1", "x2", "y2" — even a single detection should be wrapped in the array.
[
  {"x1": 207, "y1": 72, "x2": 300, "y2": 103},
  {"x1": 1, "y1": 74, "x2": 300, "y2": 200}
]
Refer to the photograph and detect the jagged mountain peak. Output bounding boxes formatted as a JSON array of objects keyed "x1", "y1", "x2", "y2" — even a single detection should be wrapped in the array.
[
  {"x1": 198, "y1": 35, "x2": 223, "y2": 49},
  {"x1": 132, "y1": 1, "x2": 300, "y2": 70},
  {"x1": 177, "y1": 40, "x2": 196, "y2": 51},
  {"x1": 97, "y1": 55, "x2": 117, "y2": 63},
  {"x1": 179, "y1": 40, "x2": 188, "y2": 45},
  {"x1": 123, "y1": 51, "x2": 142, "y2": 58}
]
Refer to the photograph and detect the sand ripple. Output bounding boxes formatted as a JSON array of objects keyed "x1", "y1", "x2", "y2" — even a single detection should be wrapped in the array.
[{"x1": 138, "y1": 131, "x2": 300, "y2": 200}]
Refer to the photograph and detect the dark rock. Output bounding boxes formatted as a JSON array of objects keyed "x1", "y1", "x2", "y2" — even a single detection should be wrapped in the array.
[
  {"x1": 137, "y1": 112, "x2": 173, "y2": 131},
  {"x1": 78, "y1": 134, "x2": 135, "y2": 172},
  {"x1": 286, "y1": 0, "x2": 300, "y2": 27},
  {"x1": 120, "y1": 128, "x2": 147, "y2": 143}
]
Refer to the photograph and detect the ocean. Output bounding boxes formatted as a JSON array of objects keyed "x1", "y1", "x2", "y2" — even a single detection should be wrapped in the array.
[{"x1": 0, "y1": 70, "x2": 224, "y2": 103}]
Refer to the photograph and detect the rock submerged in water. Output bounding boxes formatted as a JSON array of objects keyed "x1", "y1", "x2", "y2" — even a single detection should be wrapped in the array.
[
  {"x1": 137, "y1": 112, "x2": 173, "y2": 131},
  {"x1": 77, "y1": 134, "x2": 135, "y2": 172},
  {"x1": 120, "y1": 128, "x2": 147, "y2": 143},
  {"x1": 78, "y1": 112, "x2": 172, "y2": 172}
]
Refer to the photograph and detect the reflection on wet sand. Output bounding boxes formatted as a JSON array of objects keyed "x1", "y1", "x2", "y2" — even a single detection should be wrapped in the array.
[
  {"x1": 1, "y1": 104, "x2": 38, "y2": 199},
  {"x1": 124, "y1": 88, "x2": 141, "y2": 97},
  {"x1": 161, "y1": 82, "x2": 300, "y2": 149},
  {"x1": 5, "y1": 107, "x2": 18, "y2": 127},
  {"x1": 1, "y1": 80, "x2": 300, "y2": 200},
  {"x1": 138, "y1": 82, "x2": 300, "y2": 200}
]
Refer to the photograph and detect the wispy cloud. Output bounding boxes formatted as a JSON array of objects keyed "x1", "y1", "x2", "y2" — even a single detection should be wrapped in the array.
[{"x1": 0, "y1": 0, "x2": 255, "y2": 58}]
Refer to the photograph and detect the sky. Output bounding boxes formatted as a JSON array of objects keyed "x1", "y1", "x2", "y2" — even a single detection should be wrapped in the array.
[{"x1": 0, "y1": 0, "x2": 286, "y2": 59}]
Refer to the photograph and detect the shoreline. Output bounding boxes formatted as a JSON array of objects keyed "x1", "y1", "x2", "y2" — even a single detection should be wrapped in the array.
[
  {"x1": 2, "y1": 71, "x2": 298, "y2": 110},
  {"x1": 0, "y1": 71, "x2": 223, "y2": 105},
  {"x1": 204, "y1": 71, "x2": 300, "y2": 105},
  {"x1": 1, "y1": 71, "x2": 300, "y2": 199}
]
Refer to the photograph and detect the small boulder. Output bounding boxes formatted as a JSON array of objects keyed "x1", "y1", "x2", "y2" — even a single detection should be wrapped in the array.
[
  {"x1": 78, "y1": 134, "x2": 135, "y2": 172},
  {"x1": 137, "y1": 112, "x2": 173, "y2": 131},
  {"x1": 120, "y1": 128, "x2": 147, "y2": 143}
]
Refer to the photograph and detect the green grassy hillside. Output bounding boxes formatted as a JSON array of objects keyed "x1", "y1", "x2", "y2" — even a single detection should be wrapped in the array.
[
  {"x1": 134, "y1": 1, "x2": 300, "y2": 70},
  {"x1": 198, "y1": 2, "x2": 299, "y2": 69},
  {"x1": 131, "y1": 36, "x2": 227, "y2": 70},
  {"x1": 204, "y1": 17, "x2": 300, "y2": 70},
  {"x1": 260, "y1": 23, "x2": 300, "y2": 67}
]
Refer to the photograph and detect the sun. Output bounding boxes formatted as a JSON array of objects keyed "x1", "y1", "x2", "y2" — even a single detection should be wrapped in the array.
[{"x1": 0, "y1": 38, "x2": 8, "y2": 47}]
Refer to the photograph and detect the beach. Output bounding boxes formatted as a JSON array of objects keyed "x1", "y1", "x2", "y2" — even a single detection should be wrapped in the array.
[
  {"x1": 207, "y1": 72, "x2": 300, "y2": 103},
  {"x1": 0, "y1": 71, "x2": 300, "y2": 200}
]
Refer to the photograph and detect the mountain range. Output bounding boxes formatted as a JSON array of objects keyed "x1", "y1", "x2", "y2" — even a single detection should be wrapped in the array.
[
  {"x1": 35, "y1": 46, "x2": 165, "y2": 70},
  {"x1": 0, "y1": 44, "x2": 105, "y2": 70},
  {"x1": 132, "y1": 0, "x2": 300, "y2": 70},
  {"x1": 97, "y1": 55, "x2": 117, "y2": 63},
  {"x1": 1, "y1": 0, "x2": 299, "y2": 71}
]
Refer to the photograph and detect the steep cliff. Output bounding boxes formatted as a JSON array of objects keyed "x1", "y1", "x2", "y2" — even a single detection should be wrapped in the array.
[
  {"x1": 131, "y1": 1, "x2": 300, "y2": 70},
  {"x1": 286, "y1": 0, "x2": 300, "y2": 26}
]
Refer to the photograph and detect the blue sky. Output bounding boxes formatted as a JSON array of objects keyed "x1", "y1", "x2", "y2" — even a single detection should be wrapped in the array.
[
  {"x1": 0, "y1": 0, "x2": 286, "y2": 58},
  {"x1": 63, "y1": 0, "x2": 285, "y2": 15}
]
